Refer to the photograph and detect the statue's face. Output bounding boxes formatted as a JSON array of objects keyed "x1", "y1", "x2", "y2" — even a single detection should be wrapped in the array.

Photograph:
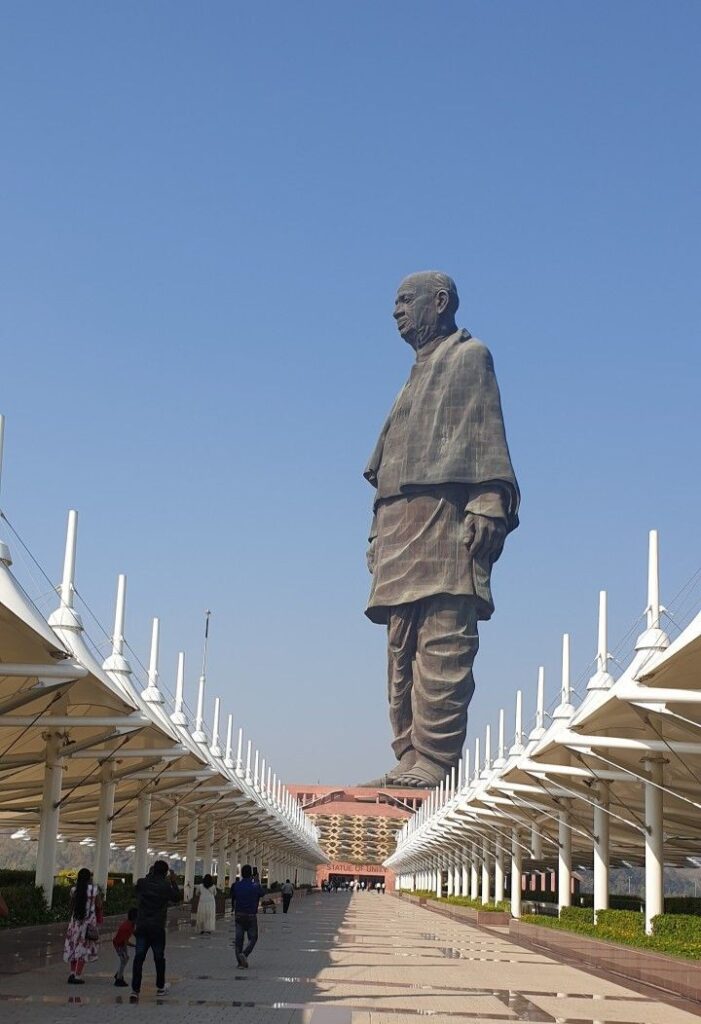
[{"x1": 393, "y1": 275, "x2": 443, "y2": 349}]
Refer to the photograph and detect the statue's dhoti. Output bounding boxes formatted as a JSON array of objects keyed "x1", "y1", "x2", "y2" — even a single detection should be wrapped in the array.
[{"x1": 386, "y1": 594, "x2": 478, "y2": 770}]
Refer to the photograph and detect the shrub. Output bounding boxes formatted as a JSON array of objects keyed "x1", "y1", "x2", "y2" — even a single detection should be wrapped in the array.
[
  {"x1": 653, "y1": 913, "x2": 701, "y2": 940},
  {"x1": 0, "y1": 870, "x2": 36, "y2": 887},
  {"x1": 596, "y1": 909, "x2": 644, "y2": 938},
  {"x1": 102, "y1": 884, "x2": 136, "y2": 916},
  {"x1": 50, "y1": 885, "x2": 73, "y2": 920},
  {"x1": 560, "y1": 906, "x2": 594, "y2": 928},
  {"x1": 521, "y1": 907, "x2": 701, "y2": 960},
  {"x1": 0, "y1": 885, "x2": 52, "y2": 927},
  {"x1": 439, "y1": 895, "x2": 510, "y2": 912}
]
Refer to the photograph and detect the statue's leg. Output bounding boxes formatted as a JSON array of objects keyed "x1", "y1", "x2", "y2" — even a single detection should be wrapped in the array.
[
  {"x1": 409, "y1": 594, "x2": 478, "y2": 776},
  {"x1": 387, "y1": 602, "x2": 419, "y2": 767},
  {"x1": 359, "y1": 603, "x2": 422, "y2": 786}
]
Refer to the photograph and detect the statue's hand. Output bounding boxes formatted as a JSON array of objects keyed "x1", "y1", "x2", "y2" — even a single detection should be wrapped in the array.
[
  {"x1": 366, "y1": 539, "x2": 376, "y2": 574},
  {"x1": 464, "y1": 513, "x2": 506, "y2": 562}
]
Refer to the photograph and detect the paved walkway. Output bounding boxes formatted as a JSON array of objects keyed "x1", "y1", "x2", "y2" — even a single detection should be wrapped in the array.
[{"x1": 0, "y1": 892, "x2": 699, "y2": 1023}]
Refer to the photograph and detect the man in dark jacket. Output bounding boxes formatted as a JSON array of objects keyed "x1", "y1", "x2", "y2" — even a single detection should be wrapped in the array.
[
  {"x1": 130, "y1": 860, "x2": 181, "y2": 1001},
  {"x1": 364, "y1": 272, "x2": 520, "y2": 787},
  {"x1": 230, "y1": 864, "x2": 264, "y2": 967}
]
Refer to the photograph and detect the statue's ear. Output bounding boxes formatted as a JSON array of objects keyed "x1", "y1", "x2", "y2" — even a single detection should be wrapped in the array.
[{"x1": 435, "y1": 289, "x2": 450, "y2": 315}]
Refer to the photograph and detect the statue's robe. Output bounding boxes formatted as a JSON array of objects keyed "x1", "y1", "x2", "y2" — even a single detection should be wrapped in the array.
[{"x1": 365, "y1": 329, "x2": 519, "y2": 625}]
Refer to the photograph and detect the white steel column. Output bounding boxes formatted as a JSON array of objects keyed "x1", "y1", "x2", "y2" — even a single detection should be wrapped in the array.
[
  {"x1": 494, "y1": 838, "x2": 504, "y2": 904},
  {"x1": 93, "y1": 763, "x2": 116, "y2": 892},
  {"x1": 435, "y1": 860, "x2": 442, "y2": 898},
  {"x1": 470, "y1": 845, "x2": 479, "y2": 900},
  {"x1": 461, "y1": 859, "x2": 469, "y2": 896},
  {"x1": 446, "y1": 854, "x2": 454, "y2": 896},
  {"x1": 230, "y1": 834, "x2": 241, "y2": 881},
  {"x1": 202, "y1": 816, "x2": 215, "y2": 876},
  {"x1": 481, "y1": 840, "x2": 490, "y2": 905},
  {"x1": 216, "y1": 829, "x2": 229, "y2": 886},
  {"x1": 558, "y1": 804, "x2": 572, "y2": 912},
  {"x1": 644, "y1": 757, "x2": 665, "y2": 934},
  {"x1": 166, "y1": 805, "x2": 179, "y2": 844},
  {"x1": 35, "y1": 733, "x2": 64, "y2": 904},
  {"x1": 134, "y1": 793, "x2": 152, "y2": 881},
  {"x1": 511, "y1": 829, "x2": 522, "y2": 919},
  {"x1": 184, "y1": 816, "x2": 198, "y2": 900},
  {"x1": 453, "y1": 858, "x2": 461, "y2": 896},
  {"x1": 593, "y1": 782, "x2": 610, "y2": 922}
]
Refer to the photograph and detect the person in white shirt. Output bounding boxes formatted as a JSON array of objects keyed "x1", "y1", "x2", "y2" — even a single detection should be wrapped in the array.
[{"x1": 280, "y1": 879, "x2": 295, "y2": 914}]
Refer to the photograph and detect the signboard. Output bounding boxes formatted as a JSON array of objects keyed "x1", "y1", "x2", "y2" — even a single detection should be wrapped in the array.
[{"x1": 326, "y1": 862, "x2": 385, "y2": 875}]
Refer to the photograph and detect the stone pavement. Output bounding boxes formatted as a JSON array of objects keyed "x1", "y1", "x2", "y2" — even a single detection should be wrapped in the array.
[{"x1": 0, "y1": 891, "x2": 699, "y2": 1024}]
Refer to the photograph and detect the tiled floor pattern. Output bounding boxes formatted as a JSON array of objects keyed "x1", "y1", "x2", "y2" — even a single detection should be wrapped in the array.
[{"x1": 0, "y1": 892, "x2": 698, "y2": 1023}]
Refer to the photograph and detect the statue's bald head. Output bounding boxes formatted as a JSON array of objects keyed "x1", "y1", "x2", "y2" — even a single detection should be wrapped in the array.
[{"x1": 394, "y1": 271, "x2": 460, "y2": 350}]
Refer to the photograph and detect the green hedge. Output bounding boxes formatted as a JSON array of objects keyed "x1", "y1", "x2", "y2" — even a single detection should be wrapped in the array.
[
  {"x1": 0, "y1": 885, "x2": 53, "y2": 928},
  {"x1": 0, "y1": 882, "x2": 137, "y2": 928},
  {"x1": 103, "y1": 884, "x2": 137, "y2": 916},
  {"x1": 440, "y1": 895, "x2": 510, "y2": 913},
  {"x1": 559, "y1": 906, "x2": 594, "y2": 929},
  {"x1": 597, "y1": 909, "x2": 644, "y2": 939},
  {"x1": 0, "y1": 870, "x2": 36, "y2": 887},
  {"x1": 521, "y1": 908, "x2": 701, "y2": 960},
  {"x1": 407, "y1": 891, "x2": 509, "y2": 913},
  {"x1": 653, "y1": 913, "x2": 701, "y2": 938}
]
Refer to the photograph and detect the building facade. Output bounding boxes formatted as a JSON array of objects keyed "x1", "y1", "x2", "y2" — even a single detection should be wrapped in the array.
[{"x1": 289, "y1": 785, "x2": 427, "y2": 891}]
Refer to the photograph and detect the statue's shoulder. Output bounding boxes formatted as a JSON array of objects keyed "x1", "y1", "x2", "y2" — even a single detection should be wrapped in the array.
[{"x1": 452, "y1": 333, "x2": 494, "y2": 370}]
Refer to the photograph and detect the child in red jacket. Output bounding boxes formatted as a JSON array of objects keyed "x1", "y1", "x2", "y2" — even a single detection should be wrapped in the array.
[{"x1": 113, "y1": 908, "x2": 137, "y2": 986}]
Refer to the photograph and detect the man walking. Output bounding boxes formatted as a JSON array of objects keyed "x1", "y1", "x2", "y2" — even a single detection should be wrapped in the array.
[
  {"x1": 130, "y1": 860, "x2": 181, "y2": 1001},
  {"x1": 280, "y1": 878, "x2": 295, "y2": 914},
  {"x1": 231, "y1": 864, "x2": 264, "y2": 967}
]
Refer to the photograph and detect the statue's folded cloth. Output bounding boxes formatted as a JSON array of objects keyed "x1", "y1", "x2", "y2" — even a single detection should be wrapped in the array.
[{"x1": 364, "y1": 329, "x2": 520, "y2": 626}]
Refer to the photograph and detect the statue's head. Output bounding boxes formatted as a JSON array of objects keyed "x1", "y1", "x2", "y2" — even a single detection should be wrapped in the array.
[{"x1": 393, "y1": 271, "x2": 459, "y2": 350}]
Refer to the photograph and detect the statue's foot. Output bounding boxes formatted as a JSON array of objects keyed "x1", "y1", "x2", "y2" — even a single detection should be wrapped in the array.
[
  {"x1": 359, "y1": 750, "x2": 417, "y2": 787},
  {"x1": 392, "y1": 756, "x2": 448, "y2": 788}
]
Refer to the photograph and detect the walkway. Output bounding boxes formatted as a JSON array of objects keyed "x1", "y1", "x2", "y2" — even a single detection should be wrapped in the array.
[{"x1": 0, "y1": 892, "x2": 699, "y2": 1023}]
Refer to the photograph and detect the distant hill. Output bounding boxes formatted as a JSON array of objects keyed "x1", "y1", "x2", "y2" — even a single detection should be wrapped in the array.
[
  {"x1": 578, "y1": 865, "x2": 701, "y2": 898},
  {"x1": 0, "y1": 834, "x2": 135, "y2": 874}
]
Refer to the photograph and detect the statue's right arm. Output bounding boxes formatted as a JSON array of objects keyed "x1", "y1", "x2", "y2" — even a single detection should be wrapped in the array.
[{"x1": 366, "y1": 512, "x2": 378, "y2": 573}]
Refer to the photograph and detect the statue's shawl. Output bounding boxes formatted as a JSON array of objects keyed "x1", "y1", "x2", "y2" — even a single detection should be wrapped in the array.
[{"x1": 364, "y1": 330, "x2": 520, "y2": 531}]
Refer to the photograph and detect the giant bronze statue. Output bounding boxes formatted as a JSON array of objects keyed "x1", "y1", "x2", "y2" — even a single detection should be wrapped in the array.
[{"x1": 364, "y1": 272, "x2": 519, "y2": 787}]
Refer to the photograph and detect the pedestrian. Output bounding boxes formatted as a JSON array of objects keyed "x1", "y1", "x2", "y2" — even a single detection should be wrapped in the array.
[
  {"x1": 280, "y1": 878, "x2": 294, "y2": 914},
  {"x1": 195, "y1": 873, "x2": 217, "y2": 934},
  {"x1": 130, "y1": 860, "x2": 182, "y2": 1002},
  {"x1": 230, "y1": 863, "x2": 264, "y2": 968},
  {"x1": 113, "y1": 907, "x2": 137, "y2": 986},
  {"x1": 0, "y1": 891, "x2": 8, "y2": 918},
  {"x1": 63, "y1": 867, "x2": 102, "y2": 985}
]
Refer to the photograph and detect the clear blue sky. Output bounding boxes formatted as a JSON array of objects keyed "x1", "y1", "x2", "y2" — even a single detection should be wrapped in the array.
[{"x1": 1, "y1": 2, "x2": 699, "y2": 784}]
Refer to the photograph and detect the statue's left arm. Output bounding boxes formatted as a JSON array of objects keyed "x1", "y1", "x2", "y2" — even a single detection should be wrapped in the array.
[
  {"x1": 456, "y1": 339, "x2": 519, "y2": 561},
  {"x1": 464, "y1": 484, "x2": 509, "y2": 562}
]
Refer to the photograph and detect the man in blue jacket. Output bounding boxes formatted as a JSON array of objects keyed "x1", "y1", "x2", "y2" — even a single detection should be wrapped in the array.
[{"x1": 230, "y1": 864, "x2": 264, "y2": 967}]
